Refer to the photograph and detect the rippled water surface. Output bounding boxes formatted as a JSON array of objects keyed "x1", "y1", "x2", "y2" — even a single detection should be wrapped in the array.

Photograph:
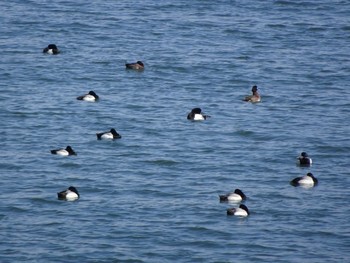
[{"x1": 1, "y1": 1, "x2": 350, "y2": 262}]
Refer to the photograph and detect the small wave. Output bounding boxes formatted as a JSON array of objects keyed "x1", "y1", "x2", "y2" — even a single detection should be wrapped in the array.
[{"x1": 144, "y1": 159, "x2": 179, "y2": 166}]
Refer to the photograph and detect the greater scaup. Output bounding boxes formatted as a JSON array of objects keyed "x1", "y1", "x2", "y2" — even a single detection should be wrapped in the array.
[
  {"x1": 76, "y1": 91, "x2": 99, "y2": 102},
  {"x1": 187, "y1": 108, "x2": 210, "y2": 121},
  {"x1": 227, "y1": 204, "x2": 250, "y2": 217},
  {"x1": 96, "y1": 128, "x2": 122, "y2": 140},
  {"x1": 125, "y1": 61, "x2": 144, "y2": 70},
  {"x1": 51, "y1": 146, "x2": 76, "y2": 156},
  {"x1": 297, "y1": 152, "x2": 312, "y2": 166},
  {"x1": 219, "y1": 189, "x2": 247, "y2": 203},
  {"x1": 243, "y1": 85, "x2": 261, "y2": 102},
  {"x1": 57, "y1": 186, "x2": 79, "y2": 201},
  {"x1": 290, "y1": 172, "x2": 318, "y2": 188},
  {"x1": 43, "y1": 44, "x2": 60, "y2": 55}
]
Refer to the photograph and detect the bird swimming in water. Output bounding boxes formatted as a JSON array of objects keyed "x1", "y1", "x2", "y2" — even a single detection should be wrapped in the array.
[
  {"x1": 50, "y1": 146, "x2": 77, "y2": 156},
  {"x1": 187, "y1": 108, "x2": 210, "y2": 121},
  {"x1": 43, "y1": 44, "x2": 60, "y2": 55},
  {"x1": 125, "y1": 61, "x2": 144, "y2": 70},
  {"x1": 297, "y1": 152, "x2": 312, "y2": 166},
  {"x1": 76, "y1": 90, "x2": 99, "y2": 102},
  {"x1": 290, "y1": 172, "x2": 318, "y2": 188},
  {"x1": 219, "y1": 189, "x2": 247, "y2": 203},
  {"x1": 96, "y1": 128, "x2": 122, "y2": 140},
  {"x1": 243, "y1": 85, "x2": 261, "y2": 102},
  {"x1": 57, "y1": 186, "x2": 80, "y2": 201},
  {"x1": 227, "y1": 204, "x2": 250, "y2": 217}
]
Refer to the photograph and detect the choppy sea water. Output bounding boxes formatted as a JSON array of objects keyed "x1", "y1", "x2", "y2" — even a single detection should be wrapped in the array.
[{"x1": 1, "y1": 0, "x2": 350, "y2": 262}]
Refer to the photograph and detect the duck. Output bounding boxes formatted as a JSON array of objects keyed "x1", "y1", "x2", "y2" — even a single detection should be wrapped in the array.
[
  {"x1": 297, "y1": 152, "x2": 312, "y2": 166},
  {"x1": 227, "y1": 204, "x2": 250, "y2": 217},
  {"x1": 243, "y1": 85, "x2": 261, "y2": 102},
  {"x1": 96, "y1": 128, "x2": 122, "y2": 140},
  {"x1": 57, "y1": 186, "x2": 80, "y2": 201},
  {"x1": 219, "y1": 189, "x2": 246, "y2": 203},
  {"x1": 43, "y1": 44, "x2": 60, "y2": 55},
  {"x1": 125, "y1": 61, "x2": 144, "y2": 70},
  {"x1": 290, "y1": 172, "x2": 318, "y2": 188},
  {"x1": 187, "y1": 108, "x2": 210, "y2": 121},
  {"x1": 76, "y1": 90, "x2": 99, "y2": 102},
  {"x1": 50, "y1": 146, "x2": 77, "y2": 156}
]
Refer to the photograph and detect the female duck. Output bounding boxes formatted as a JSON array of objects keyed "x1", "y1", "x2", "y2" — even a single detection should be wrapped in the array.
[
  {"x1": 290, "y1": 172, "x2": 318, "y2": 188},
  {"x1": 219, "y1": 189, "x2": 246, "y2": 203},
  {"x1": 43, "y1": 44, "x2": 60, "y2": 55},
  {"x1": 243, "y1": 85, "x2": 261, "y2": 102},
  {"x1": 57, "y1": 186, "x2": 80, "y2": 201},
  {"x1": 51, "y1": 145, "x2": 77, "y2": 156},
  {"x1": 227, "y1": 204, "x2": 250, "y2": 217},
  {"x1": 125, "y1": 61, "x2": 144, "y2": 70},
  {"x1": 297, "y1": 152, "x2": 312, "y2": 166},
  {"x1": 96, "y1": 128, "x2": 122, "y2": 140},
  {"x1": 187, "y1": 108, "x2": 210, "y2": 121},
  {"x1": 76, "y1": 90, "x2": 99, "y2": 102}
]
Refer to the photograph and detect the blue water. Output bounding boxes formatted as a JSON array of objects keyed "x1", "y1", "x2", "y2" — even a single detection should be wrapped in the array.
[{"x1": 1, "y1": 0, "x2": 350, "y2": 262}]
